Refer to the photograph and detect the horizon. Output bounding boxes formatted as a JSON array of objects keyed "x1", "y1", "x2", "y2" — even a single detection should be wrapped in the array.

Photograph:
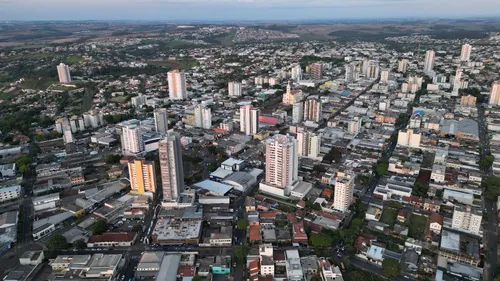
[{"x1": 1, "y1": 0, "x2": 500, "y2": 21}]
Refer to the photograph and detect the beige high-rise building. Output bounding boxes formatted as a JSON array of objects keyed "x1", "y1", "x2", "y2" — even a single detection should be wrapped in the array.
[
  {"x1": 460, "y1": 44, "x2": 472, "y2": 62},
  {"x1": 303, "y1": 96, "x2": 322, "y2": 123},
  {"x1": 228, "y1": 82, "x2": 242, "y2": 97},
  {"x1": 264, "y1": 134, "x2": 298, "y2": 189},
  {"x1": 451, "y1": 204, "x2": 482, "y2": 235},
  {"x1": 423, "y1": 50, "x2": 435, "y2": 73},
  {"x1": 397, "y1": 129, "x2": 421, "y2": 148},
  {"x1": 57, "y1": 63, "x2": 71, "y2": 83},
  {"x1": 398, "y1": 59, "x2": 408, "y2": 73},
  {"x1": 128, "y1": 159, "x2": 157, "y2": 195},
  {"x1": 194, "y1": 105, "x2": 212, "y2": 129},
  {"x1": 333, "y1": 175, "x2": 354, "y2": 213},
  {"x1": 297, "y1": 131, "x2": 321, "y2": 158},
  {"x1": 167, "y1": 70, "x2": 187, "y2": 100},
  {"x1": 460, "y1": 95, "x2": 477, "y2": 107},
  {"x1": 240, "y1": 105, "x2": 259, "y2": 136},
  {"x1": 311, "y1": 63, "x2": 323, "y2": 80},
  {"x1": 380, "y1": 69, "x2": 390, "y2": 84},
  {"x1": 488, "y1": 81, "x2": 500, "y2": 106},
  {"x1": 159, "y1": 135, "x2": 184, "y2": 202}
]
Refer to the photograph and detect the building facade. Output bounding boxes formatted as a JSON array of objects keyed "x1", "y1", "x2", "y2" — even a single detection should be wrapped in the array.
[
  {"x1": 228, "y1": 82, "x2": 242, "y2": 97},
  {"x1": 264, "y1": 134, "x2": 298, "y2": 189},
  {"x1": 303, "y1": 96, "x2": 322, "y2": 123},
  {"x1": 240, "y1": 105, "x2": 259, "y2": 136},
  {"x1": 57, "y1": 63, "x2": 71, "y2": 83},
  {"x1": 297, "y1": 131, "x2": 321, "y2": 159},
  {"x1": 159, "y1": 135, "x2": 185, "y2": 202},
  {"x1": 488, "y1": 81, "x2": 500, "y2": 106},
  {"x1": 423, "y1": 50, "x2": 435, "y2": 73},
  {"x1": 167, "y1": 70, "x2": 187, "y2": 100},
  {"x1": 128, "y1": 159, "x2": 157, "y2": 195},
  {"x1": 121, "y1": 125, "x2": 144, "y2": 154},
  {"x1": 154, "y1": 108, "x2": 169, "y2": 135},
  {"x1": 333, "y1": 176, "x2": 354, "y2": 212}
]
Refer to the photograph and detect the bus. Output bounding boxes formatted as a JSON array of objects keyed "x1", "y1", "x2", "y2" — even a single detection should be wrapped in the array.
[{"x1": 340, "y1": 262, "x2": 345, "y2": 271}]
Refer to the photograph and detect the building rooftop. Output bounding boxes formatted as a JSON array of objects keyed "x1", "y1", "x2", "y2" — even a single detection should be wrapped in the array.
[
  {"x1": 193, "y1": 180, "x2": 233, "y2": 195},
  {"x1": 87, "y1": 232, "x2": 136, "y2": 244}
]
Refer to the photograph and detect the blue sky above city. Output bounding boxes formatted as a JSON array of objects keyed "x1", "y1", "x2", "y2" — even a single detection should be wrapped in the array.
[{"x1": 1, "y1": 0, "x2": 499, "y2": 21}]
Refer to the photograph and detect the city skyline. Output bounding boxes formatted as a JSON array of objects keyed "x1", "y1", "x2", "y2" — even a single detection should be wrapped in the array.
[{"x1": 1, "y1": 0, "x2": 500, "y2": 21}]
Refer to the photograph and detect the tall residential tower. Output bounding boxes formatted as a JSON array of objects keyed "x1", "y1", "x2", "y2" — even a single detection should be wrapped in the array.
[
  {"x1": 167, "y1": 70, "x2": 187, "y2": 100},
  {"x1": 159, "y1": 135, "x2": 185, "y2": 202}
]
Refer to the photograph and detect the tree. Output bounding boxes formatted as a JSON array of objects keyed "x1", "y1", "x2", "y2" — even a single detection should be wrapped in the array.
[
  {"x1": 382, "y1": 259, "x2": 401, "y2": 277},
  {"x1": 348, "y1": 272, "x2": 371, "y2": 281},
  {"x1": 237, "y1": 219, "x2": 249, "y2": 230},
  {"x1": 309, "y1": 232, "x2": 333, "y2": 248},
  {"x1": 375, "y1": 158, "x2": 389, "y2": 176},
  {"x1": 312, "y1": 203, "x2": 322, "y2": 211},
  {"x1": 105, "y1": 154, "x2": 122, "y2": 165},
  {"x1": 480, "y1": 154, "x2": 495, "y2": 168},
  {"x1": 412, "y1": 183, "x2": 429, "y2": 197},
  {"x1": 47, "y1": 235, "x2": 69, "y2": 250},
  {"x1": 91, "y1": 220, "x2": 108, "y2": 235},
  {"x1": 192, "y1": 276, "x2": 201, "y2": 281},
  {"x1": 73, "y1": 239, "x2": 87, "y2": 249},
  {"x1": 485, "y1": 175, "x2": 500, "y2": 200},
  {"x1": 435, "y1": 189, "x2": 444, "y2": 199},
  {"x1": 235, "y1": 245, "x2": 248, "y2": 264}
]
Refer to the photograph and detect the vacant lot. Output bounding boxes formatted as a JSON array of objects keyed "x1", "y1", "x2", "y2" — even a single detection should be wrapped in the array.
[
  {"x1": 380, "y1": 208, "x2": 398, "y2": 227},
  {"x1": 408, "y1": 214, "x2": 428, "y2": 240}
]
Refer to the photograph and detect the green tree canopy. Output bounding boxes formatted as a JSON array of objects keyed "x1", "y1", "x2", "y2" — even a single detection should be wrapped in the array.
[
  {"x1": 309, "y1": 232, "x2": 333, "y2": 248},
  {"x1": 412, "y1": 183, "x2": 429, "y2": 197},
  {"x1": 105, "y1": 154, "x2": 122, "y2": 165},
  {"x1": 192, "y1": 276, "x2": 201, "y2": 281},
  {"x1": 485, "y1": 175, "x2": 500, "y2": 200},
  {"x1": 237, "y1": 219, "x2": 249, "y2": 230},
  {"x1": 47, "y1": 234, "x2": 69, "y2": 250},
  {"x1": 91, "y1": 220, "x2": 108, "y2": 235},
  {"x1": 375, "y1": 158, "x2": 389, "y2": 176},
  {"x1": 235, "y1": 245, "x2": 248, "y2": 264},
  {"x1": 382, "y1": 259, "x2": 401, "y2": 277},
  {"x1": 73, "y1": 239, "x2": 87, "y2": 249}
]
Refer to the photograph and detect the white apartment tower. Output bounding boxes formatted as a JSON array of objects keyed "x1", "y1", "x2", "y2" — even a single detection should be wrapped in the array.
[
  {"x1": 297, "y1": 131, "x2": 321, "y2": 159},
  {"x1": 292, "y1": 103, "x2": 304, "y2": 124},
  {"x1": 452, "y1": 68, "x2": 462, "y2": 96},
  {"x1": 380, "y1": 69, "x2": 390, "y2": 84},
  {"x1": 240, "y1": 105, "x2": 259, "y2": 136},
  {"x1": 423, "y1": 50, "x2": 435, "y2": 73},
  {"x1": 291, "y1": 65, "x2": 302, "y2": 81},
  {"x1": 228, "y1": 82, "x2": 242, "y2": 97},
  {"x1": 121, "y1": 125, "x2": 144, "y2": 154},
  {"x1": 451, "y1": 204, "x2": 482, "y2": 235},
  {"x1": 57, "y1": 63, "x2": 71, "y2": 84},
  {"x1": 398, "y1": 59, "x2": 408, "y2": 73},
  {"x1": 303, "y1": 97, "x2": 322, "y2": 123},
  {"x1": 460, "y1": 44, "x2": 472, "y2": 62},
  {"x1": 159, "y1": 134, "x2": 185, "y2": 202},
  {"x1": 154, "y1": 108, "x2": 169, "y2": 135},
  {"x1": 345, "y1": 63, "x2": 356, "y2": 83},
  {"x1": 488, "y1": 81, "x2": 500, "y2": 106},
  {"x1": 194, "y1": 105, "x2": 212, "y2": 129},
  {"x1": 264, "y1": 134, "x2": 298, "y2": 189},
  {"x1": 167, "y1": 70, "x2": 187, "y2": 100},
  {"x1": 334, "y1": 175, "x2": 354, "y2": 213}
]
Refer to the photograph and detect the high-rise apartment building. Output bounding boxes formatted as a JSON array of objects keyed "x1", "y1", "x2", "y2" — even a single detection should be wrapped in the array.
[
  {"x1": 154, "y1": 108, "x2": 169, "y2": 135},
  {"x1": 452, "y1": 68, "x2": 462, "y2": 96},
  {"x1": 348, "y1": 116, "x2": 362, "y2": 135},
  {"x1": 451, "y1": 204, "x2": 482, "y2": 235},
  {"x1": 57, "y1": 63, "x2": 71, "y2": 84},
  {"x1": 367, "y1": 65, "x2": 380, "y2": 79},
  {"x1": 397, "y1": 129, "x2": 421, "y2": 148},
  {"x1": 460, "y1": 44, "x2": 472, "y2": 62},
  {"x1": 303, "y1": 96, "x2": 322, "y2": 123},
  {"x1": 159, "y1": 135, "x2": 184, "y2": 202},
  {"x1": 240, "y1": 105, "x2": 259, "y2": 136},
  {"x1": 423, "y1": 50, "x2": 435, "y2": 73},
  {"x1": 345, "y1": 63, "x2": 356, "y2": 83},
  {"x1": 311, "y1": 63, "x2": 323, "y2": 80},
  {"x1": 291, "y1": 65, "x2": 302, "y2": 81},
  {"x1": 128, "y1": 159, "x2": 157, "y2": 195},
  {"x1": 167, "y1": 70, "x2": 187, "y2": 100},
  {"x1": 62, "y1": 124, "x2": 74, "y2": 144},
  {"x1": 121, "y1": 124, "x2": 144, "y2": 154},
  {"x1": 194, "y1": 105, "x2": 212, "y2": 129},
  {"x1": 361, "y1": 59, "x2": 370, "y2": 76},
  {"x1": 264, "y1": 134, "x2": 298, "y2": 189},
  {"x1": 297, "y1": 131, "x2": 321, "y2": 158},
  {"x1": 292, "y1": 103, "x2": 303, "y2": 124},
  {"x1": 460, "y1": 95, "x2": 477, "y2": 107},
  {"x1": 488, "y1": 81, "x2": 500, "y2": 106},
  {"x1": 398, "y1": 59, "x2": 408, "y2": 73},
  {"x1": 228, "y1": 82, "x2": 242, "y2": 97},
  {"x1": 380, "y1": 69, "x2": 389, "y2": 84},
  {"x1": 333, "y1": 175, "x2": 354, "y2": 213}
]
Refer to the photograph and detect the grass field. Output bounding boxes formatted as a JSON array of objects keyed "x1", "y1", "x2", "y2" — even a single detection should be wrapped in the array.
[
  {"x1": 65, "y1": 56, "x2": 84, "y2": 65},
  {"x1": 2, "y1": 52, "x2": 54, "y2": 61},
  {"x1": 20, "y1": 78, "x2": 57, "y2": 90},
  {"x1": 0, "y1": 91, "x2": 18, "y2": 102},
  {"x1": 408, "y1": 214, "x2": 428, "y2": 240},
  {"x1": 380, "y1": 208, "x2": 398, "y2": 227},
  {"x1": 110, "y1": 96, "x2": 129, "y2": 103},
  {"x1": 148, "y1": 59, "x2": 198, "y2": 70}
]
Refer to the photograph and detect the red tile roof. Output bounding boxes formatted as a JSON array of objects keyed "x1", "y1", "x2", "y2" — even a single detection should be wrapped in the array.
[
  {"x1": 249, "y1": 225, "x2": 262, "y2": 241},
  {"x1": 87, "y1": 232, "x2": 136, "y2": 243},
  {"x1": 292, "y1": 222, "x2": 308, "y2": 243},
  {"x1": 259, "y1": 212, "x2": 277, "y2": 219},
  {"x1": 287, "y1": 213, "x2": 298, "y2": 224},
  {"x1": 177, "y1": 266, "x2": 195, "y2": 277},
  {"x1": 429, "y1": 213, "x2": 443, "y2": 225},
  {"x1": 296, "y1": 200, "x2": 306, "y2": 209}
]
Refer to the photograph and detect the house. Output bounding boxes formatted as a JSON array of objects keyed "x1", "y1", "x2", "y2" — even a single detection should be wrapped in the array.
[
  {"x1": 397, "y1": 209, "x2": 409, "y2": 223},
  {"x1": 87, "y1": 232, "x2": 137, "y2": 248},
  {"x1": 423, "y1": 199, "x2": 442, "y2": 212},
  {"x1": 249, "y1": 225, "x2": 262, "y2": 242},
  {"x1": 366, "y1": 243, "x2": 386, "y2": 265},
  {"x1": 403, "y1": 248, "x2": 420, "y2": 271},
  {"x1": 291, "y1": 222, "x2": 308, "y2": 245},
  {"x1": 428, "y1": 213, "x2": 443, "y2": 234}
]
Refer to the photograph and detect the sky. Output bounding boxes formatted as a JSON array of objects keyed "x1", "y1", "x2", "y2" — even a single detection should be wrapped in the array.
[{"x1": 1, "y1": 0, "x2": 500, "y2": 21}]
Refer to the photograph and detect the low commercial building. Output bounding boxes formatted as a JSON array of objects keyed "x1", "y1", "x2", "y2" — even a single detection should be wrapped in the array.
[
  {"x1": 152, "y1": 207, "x2": 202, "y2": 245},
  {"x1": 33, "y1": 193, "x2": 60, "y2": 212},
  {"x1": 439, "y1": 229, "x2": 480, "y2": 266},
  {"x1": 0, "y1": 164, "x2": 16, "y2": 177},
  {"x1": 285, "y1": 249, "x2": 304, "y2": 281},
  {"x1": 32, "y1": 223, "x2": 55, "y2": 241},
  {"x1": 87, "y1": 232, "x2": 137, "y2": 248},
  {"x1": 0, "y1": 185, "x2": 21, "y2": 203},
  {"x1": 50, "y1": 254, "x2": 123, "y2": 281},
  {"x1": 136, "y1": 252, "x2": 182, "y2": 281}
]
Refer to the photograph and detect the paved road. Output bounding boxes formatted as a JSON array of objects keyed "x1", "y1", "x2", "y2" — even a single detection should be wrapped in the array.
[
  {"x1": 476, "y1": 104, "x2": 498, "y2": 281},
  {"x1": 349, "y1": 257, "x2": 413, "y2": 281}
]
